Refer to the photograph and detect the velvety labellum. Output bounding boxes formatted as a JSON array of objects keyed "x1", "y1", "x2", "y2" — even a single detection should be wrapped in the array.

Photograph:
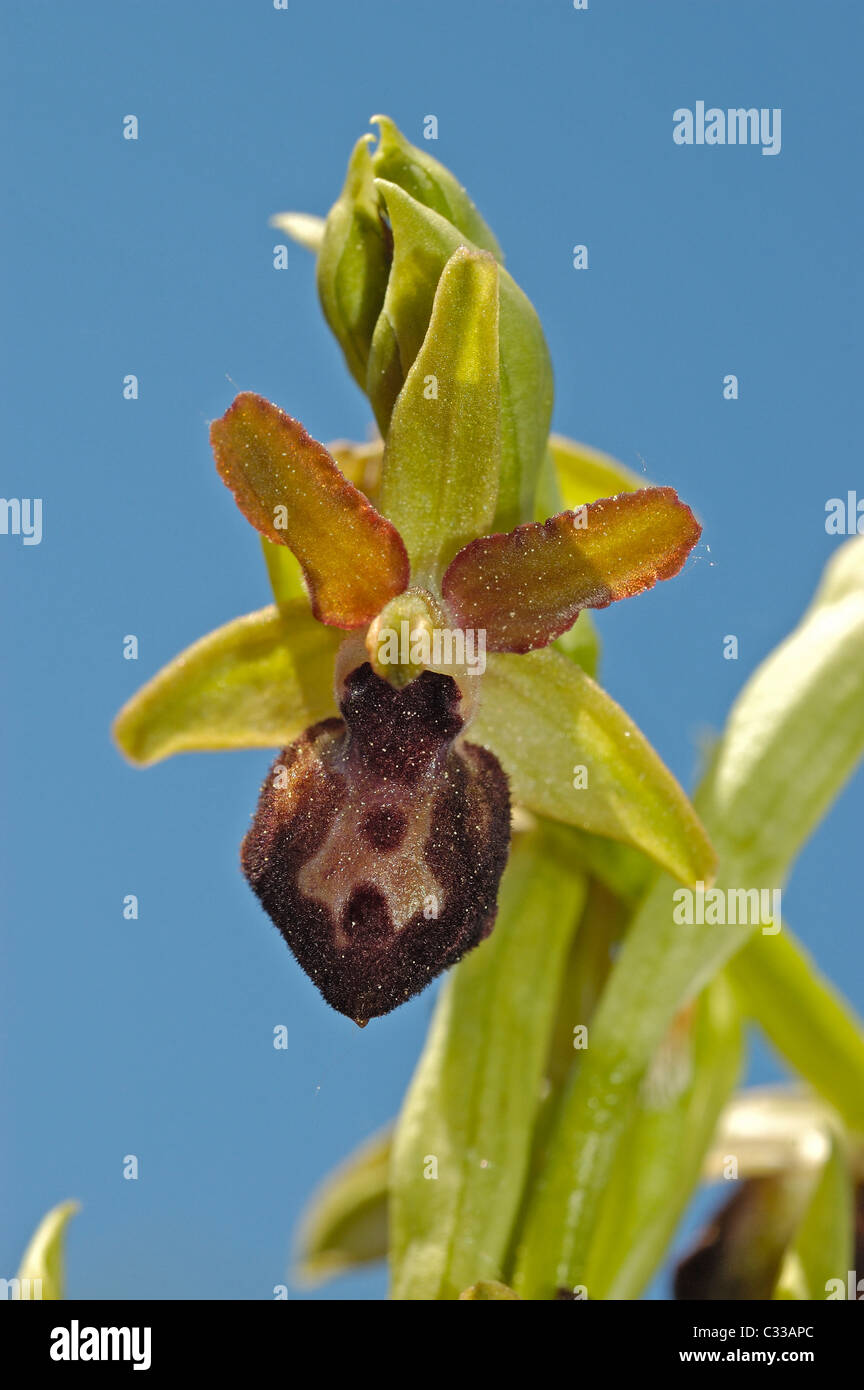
[{"x1": 241, "y1": 663, "x2": 511, "y2": 1022}]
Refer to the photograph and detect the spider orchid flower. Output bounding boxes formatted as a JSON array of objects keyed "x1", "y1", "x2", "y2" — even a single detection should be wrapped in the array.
[{"x1": 115, "y1": 126, "x2": 714, "y2": 1024}]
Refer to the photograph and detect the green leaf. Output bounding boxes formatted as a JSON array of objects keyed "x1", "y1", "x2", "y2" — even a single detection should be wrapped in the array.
[
  {"x1": 548, "y1": 434, "x2": 645, "y2": 509},
  {"x1": 295, "y1": 1129, "x2": 390, "y2": 1285},
  {"x1": 370, "y1": 115, "x2": 503, "y2": 259},
  {"x1": 698, "y1": 532, "x2": 864, "y2": 883},
  {"x1": 728, "y1": 927, "x2": 864, "y2": 1133},
  {"x1": 317, "y1": 135, "x2": 392, "y2": 389},
  {"x1": 519, "y1": 875, "x2": 628, "y2": 1194},
  {"x1": 370, "y1": 181, "x2": 553, "y2": 531},
  {"x1": 471, "y1": 648, "x2": 716, "y2": 886},
  {"x1": 772, "y1": 1137, "x2": 854, "y2": 1300},
  {"x1": 389, "y1": 826, "x2": 587, "y2": 1300},
  {"x1": 269, "y1": 212, "x2": 326, "y2": 253},
  {"x1": 512, "y1": 851, "x2": 766, "y2": 1300},
  {"x1": 113, "y1": 603, "x2": 341, "y2": 765},
  {"x1": 380, "y1": 247, "x2": 501, "y2": 583},
  {"x1": 14, "y1": 1201, "x2": 79, "y2": 1300},
  {"x1": 583, "y1": 977, "x2": 743, "y2": 1300}
]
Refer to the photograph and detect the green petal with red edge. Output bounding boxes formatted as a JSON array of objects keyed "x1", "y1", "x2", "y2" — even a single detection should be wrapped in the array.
[
  {"x1": 442, "y1": 487, "x2": 701, "y2": 653},
  {"x1": 211, "y1": 392, "x2": 409, "y2": 629}
]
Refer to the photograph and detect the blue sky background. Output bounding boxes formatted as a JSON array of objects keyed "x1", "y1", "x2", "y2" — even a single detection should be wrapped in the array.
[{"x1": 1, "y1": 0, "x2": 861, "y2": 1300}]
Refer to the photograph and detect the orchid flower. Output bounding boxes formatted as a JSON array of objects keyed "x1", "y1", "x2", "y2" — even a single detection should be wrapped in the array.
[{"x1": 114, "y1": 121, "x2": 714, "y2": 1024}]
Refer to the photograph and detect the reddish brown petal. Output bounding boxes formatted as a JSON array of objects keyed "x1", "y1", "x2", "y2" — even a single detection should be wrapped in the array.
[
  {"x1": 442, "y1": 488, "x2": 701, "y2": 653},
  {"x1": 211, "y1": 392, "x2": 409, "y2": 628}
]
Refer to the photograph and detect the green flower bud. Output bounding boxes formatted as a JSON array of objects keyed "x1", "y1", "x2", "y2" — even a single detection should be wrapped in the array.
[
  {"x1": 315, "y1": 120, "x2": 552, "y2": 529},
  {"x1": 369, "y1": 115, "x2": 503, "y2": 259},
  {"x1": 316, "y1": 135, "x2": 392, "y2": 389}
]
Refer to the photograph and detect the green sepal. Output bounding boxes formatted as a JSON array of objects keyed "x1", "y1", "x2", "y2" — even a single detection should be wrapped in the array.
[
  {"x1": 113, "y1": 604, "x2": 341, "y2": 765},
  {"x1": 369, "y1": 181, "x2": 553, "y2": 530},
  {"x1": 380, "y1": 246, "x2": 501, "y2": 583},
  {"x1": 548, "y1": 433, "x2": 645, "y2": 509},
  {"x1": 471, "y1": 648, "x2": 716, "y2": 887}
]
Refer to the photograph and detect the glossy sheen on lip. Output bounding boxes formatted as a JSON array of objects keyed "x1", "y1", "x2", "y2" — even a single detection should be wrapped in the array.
[{"x1": 241, "y1": 663, "x2": 511, "y2": 1022}]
